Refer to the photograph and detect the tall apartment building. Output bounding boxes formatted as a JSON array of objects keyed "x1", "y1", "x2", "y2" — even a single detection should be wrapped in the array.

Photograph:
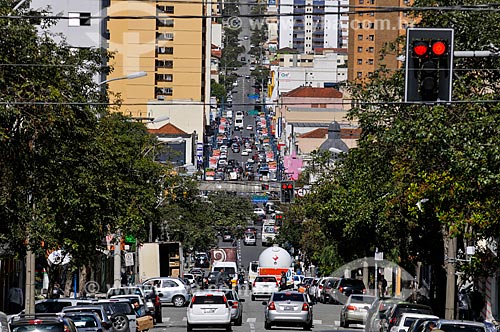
[
  {"x1": 107, "y1": 0, "x2": 210, "y2": 120},
  {"x1": 347, "y1": 0, "x2": 411, "y2": 81},
  {"x1": 279, "y1": 0, "x2": 349, "y2": 53}
]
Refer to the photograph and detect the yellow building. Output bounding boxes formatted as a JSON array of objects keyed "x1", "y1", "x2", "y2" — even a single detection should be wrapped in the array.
[
  {"x1": 107, "y1": 0, "x2": 208, "y2": 119},
  {"x1": 347, "y1": 0, "x2": 412, "y2": 81}
]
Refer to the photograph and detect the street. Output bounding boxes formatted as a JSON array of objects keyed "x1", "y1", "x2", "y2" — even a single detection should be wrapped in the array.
[{"x1": 151, "y1": 295, "x2": 359, "y2": 332}]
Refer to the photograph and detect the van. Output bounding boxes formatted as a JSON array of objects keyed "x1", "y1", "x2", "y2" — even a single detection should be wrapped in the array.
[
  {"x1": 235, "y1": 118, "x2": 243, "y2": 130},
  {"x1": 211, "y1": 261, "x2": 238, "y2": 283},
  {"x1": 248, "y1": 261, "x2": 259, "y2": 289}
]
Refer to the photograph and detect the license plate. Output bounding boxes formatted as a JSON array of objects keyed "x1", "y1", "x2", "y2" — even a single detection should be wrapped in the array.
[
  {"x1": 283, "y1": 306, "x2": 293, "y2": 311},
  {"x1": 204, "y1": 309, "x2": 216, "y2": 314},
  {"x1": 263, "y1": 285, "x2": 268, "y2": 287}
]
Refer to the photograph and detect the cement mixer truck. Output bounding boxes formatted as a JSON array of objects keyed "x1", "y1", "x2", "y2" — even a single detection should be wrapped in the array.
[{"x1": 258, "y1": 245, "x2": 294, "y2": 287}]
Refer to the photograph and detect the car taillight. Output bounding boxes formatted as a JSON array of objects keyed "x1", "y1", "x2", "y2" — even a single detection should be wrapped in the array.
[
  {"x1": 268, "y1": 302, "x2": 276, "y2": 310},
  {"x1": 347, "y1": 305, "x2": 357, "y2": 311},
  {"x1": 29, "y1": 320, "x2": 43, "y2": 325},
  {"x1": 319, "y1": 285, "x2": 323, "y2": 289},
  {"x1": 276, "y1": 281, "x2": 279, "y2": 287},
  {"x1": 302, "y1": 303, "x2": 309, "y2": 311},
  {"x1": 232, "y1": 302, "x2": 239, "y2": 309},
  {"x1": 64, "y1": 325, "x2": 71, "y2": 332},
  {"x1": 390, "y1": 317, "x2": 396, "y2": 324}
]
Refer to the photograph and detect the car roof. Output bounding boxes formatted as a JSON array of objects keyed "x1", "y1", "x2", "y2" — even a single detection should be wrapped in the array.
[{"x1": 193, "y1": 291, "x2": 226, "y2": 296}]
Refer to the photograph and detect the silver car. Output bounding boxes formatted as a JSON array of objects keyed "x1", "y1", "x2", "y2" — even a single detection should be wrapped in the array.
[
  {"x1": 263, "y1": 291, "x2": 314, "y2": 331},
  {"x1": 143, "y1": 277, "x2": 191, "y2": 307},
  {"x1": 340, "y1": 294, "x2": 376, "y2": 327}
]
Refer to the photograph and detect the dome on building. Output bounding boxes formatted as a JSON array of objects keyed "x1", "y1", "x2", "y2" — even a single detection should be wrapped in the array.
[{"x1": 318, "y1": 121, "x2": 349, "y2": 153}]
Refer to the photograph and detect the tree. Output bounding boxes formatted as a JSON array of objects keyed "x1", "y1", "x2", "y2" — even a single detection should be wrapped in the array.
[{"x1": 211, "y1": 79, "x2": 227, "y2": 103}]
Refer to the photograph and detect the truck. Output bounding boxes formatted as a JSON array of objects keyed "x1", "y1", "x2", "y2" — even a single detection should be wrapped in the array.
[
  {"x1": 257, "y1": 245, "x2": 294, "y2": 287},
  {"x1": 138, "y1": 242, "x2": 183, "y2": 281},
  {"x1": 209, "y1": 247, "x2": 238, "y2": 265}
]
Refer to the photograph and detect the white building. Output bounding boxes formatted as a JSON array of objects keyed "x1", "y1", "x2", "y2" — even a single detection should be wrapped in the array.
[{"x1": 279, "y1": 0, "x2": 349, "y2": 53}]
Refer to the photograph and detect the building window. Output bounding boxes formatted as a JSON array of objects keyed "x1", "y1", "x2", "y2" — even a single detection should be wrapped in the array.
[
  {"x1": 155, "y1": 60, "x2": 173, "y2": 68},
  {"x1": 368, "y1": 47, "x2": 374, "y2": 53},
  {"x1": 369, "y1": 0, "x2": 375, "y2": 3},
  {"x1": 369, "y1": 23, "x2": 375, "y2": 28},
  {"x1": 368, "y1": 58, "x2": 374, "y2": 64},
  {"x1": 311, "y1": 103, "x2": 327, "y2": 108},
  {"x1": 368, "y1": 72, "x2": 374, "y2": 77},
  {"x1": 155, "y1": 87, "x2": 173, "y2": 96},
  {"x1": 157, "y1": 46, "x2": 173, "y2": 54},
  {"x1": 357, "y1": 47, "x2": 363, "y2": 53},
  {"x1": 157, "y1": 32, "x2": 174, "y2": 41},
  {"x1": 358, "y1": 34, "x2": 363, "y2": 40},
  {"x1": 68, "y1": 12, "x2": 91, "y2": 26},
  {"x1": 157, "y1": 5, "x2": 174, "y2": 14},
  {"x1": 359, "y1": 0, "x2": 364, "y2": 3},
  {"x1": 157, "y1": 18, "x2": 174, "y2": 27},
  {"x1": 357, "y1": 72, "x2": 362, "y2": 78},
  {"x1": 357, "y1": 59, "x2": 362, "y2": 64},
  {"x1": 369, "y1": 11, "x2": 374, "y2": 16},
  {"x1": 368, "y1": 34, "x2": 374, "y2": 41},
  {"x1": 358, "y1": 23, "x2": 363, "y2": 29},
  {"x1": 156, "y1": 74, "x2": 173, "y2": 82}
]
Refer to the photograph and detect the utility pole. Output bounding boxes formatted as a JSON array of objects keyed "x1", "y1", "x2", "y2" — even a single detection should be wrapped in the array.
[{"x1": 445, "y1": 234, "x2": 457, "y2": 319}]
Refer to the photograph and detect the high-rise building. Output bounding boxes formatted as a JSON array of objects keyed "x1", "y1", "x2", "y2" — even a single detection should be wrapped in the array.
[
  {"x1": 347, "y1": 0, "x2": 411, "y2": 81},
  {"x1": 107, "y1": 0, "x2": 210, "y2": 120},
  {"x1": 279, "y1": 0, "x2": 349, "y2": 53}
]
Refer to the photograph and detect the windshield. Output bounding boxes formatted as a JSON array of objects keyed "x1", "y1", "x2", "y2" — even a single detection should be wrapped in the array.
[
  {"x1": 272, "y1": 293, "x2": 305, "y2": 302},
  {"x1": 11, "y1": 324, "x2": 64, "y2": 332}
]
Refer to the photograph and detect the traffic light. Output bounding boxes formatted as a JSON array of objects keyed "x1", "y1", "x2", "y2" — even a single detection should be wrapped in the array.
[
  {"x1": 405, "y1": 28, "x2": 454, "y2": 103},
  {"x1": 280, "y1": 181, "x2": 294, "y2": 203}
]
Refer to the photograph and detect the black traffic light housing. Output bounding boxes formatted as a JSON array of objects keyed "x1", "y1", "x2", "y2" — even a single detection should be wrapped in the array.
[
  {"x1": 280, "y1": 181, "x2": 294, "y2": 203},
  {"x1": 405, "y1": 28, "x2": 454, "y2": 103}
]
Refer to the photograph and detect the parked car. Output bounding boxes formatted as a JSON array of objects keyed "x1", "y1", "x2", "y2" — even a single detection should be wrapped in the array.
[
  {"x1": 143, "y1": 277, "x2": 191, "y2": 307},
  {"x1": 262, "y1": 291, "x2": 314, "y2": 330},
  {"x1": 252, "y1": 275, "x2": 279, "y2": 301},
  {"x1": 340, "y1": 294, "x2": 376, "y2": 327},
  {"x1": 321, "y1": 277, "x2": 339, "y2": 303},
  {"x1": 292, "y1": 275, "x2": 305, "y2": 290},
  {"x1": 406, "y1": 317, "x2": 440, "y2": 332},
  {"x1": 390, "y1": 313, "x2": 439, "y2": 332},
  {"x1": 94, "y1": 298, "x2": 138, "y2": 332},
  {"x1": 10, "y1": 314, "x2": 78, "y2": 332},
  {"x1": 64, "y1": 312, "x2": 104, "y2": 332},
  {"x1": 381, "y1": 303, "x2": 433, "y2": 332},
  {"x1": 365, "y1": 298, "x2": 402, "y2": 332},
  {"x1": 186, "y1": 291, "x2": 232, "y2": 331},
  {"x1": 194, "y1": 252, "x2": 209, "y2": 268},
  {"x1": 436, "y1": 320, "x2": 488, "y2": 332},
  {"x1": 35, "y1": 298, "x2": 93, "y2": 313},
  {"x1": 62, "y1": 305, "x2": 114, "y2": 332},
  {"x1": 330, "y1": 278, "x2": 366, "y2": 304},
  {"x1": 109, "y1": 295, "x2": 151, "y2": 318}
]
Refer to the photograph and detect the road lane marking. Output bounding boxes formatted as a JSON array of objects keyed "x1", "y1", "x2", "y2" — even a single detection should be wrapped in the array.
[
  {"x1": 247, "y1": 318, "x2": 257, "y2": 323},
  {"x1": 314, "y1": 319, "x2": 322, "y2": 325}
]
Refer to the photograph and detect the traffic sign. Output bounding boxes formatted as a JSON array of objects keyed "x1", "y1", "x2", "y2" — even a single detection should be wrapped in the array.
[
  {"x1": 247, "y1": 94, "x2": 259, "y2": 100},
  {"x1": 252, "y1": 195, "x2": 268, "y2": 203},
  {"x1": 248, "y1": 110, "x2": 259, "y2": 115}
]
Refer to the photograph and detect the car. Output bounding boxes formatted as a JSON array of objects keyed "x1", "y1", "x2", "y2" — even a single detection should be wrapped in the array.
[
  {"x1": 106, "y1": 287, "x2": 153, "y2": 315},
  {"x1": 109, "y1": 294, "x2": 151, "y2": 319},
  {"x1": 245, "y1": 75, "x2": 251, "y2": 79},
  {"x1": 365, "y1": 297, "x2": 402, "y2": 332},
  {"x1": 222, "y1": 231, "x2": 233, "y2": 242},
  {"x1": 243, "y1": 36, "x2": 249, "y2": 40},
  {"x1": 10, "y1": 314, "x2": 78, "y2": 332},
  {"x1": 94, "y1": 298, "x2": 138, "y2": 332},
  {"x1": 206, "y1": 289, "x2": 245, "y2": 326},
  {"x1": 249, "y1": 66, "x2": 255, "y2": 71},
  {"x1": 142, "y1": 277, "x2": 192, "y2": 307},
  {"x1": 64, "y1": 312, "x2": 104, "y2": 332},
  {"x1": 243, "y1": 232, "x2": 256, "y2": 246},
  {"x1": 253, "y1": 207, "x2": 266, "y2": 217},
  {"x1": 436, "y1": 320, "x2": 488, "y2": 332},
  {"x1": 406, "y1": 317, "x2": 440, "y2": 332},
  {"x1": 186, "y1": 291, "x2": 232, "y2": 331},
  {"x1": 293, "y1": 275, "x2": 305, "y2": 290},
  {"x1": 34, "y1": 298, "x2": 93, "y2": 313},
  {"x1": 340, "y1": 294, "x2": 376, "y2": 328},
  {"x1": 241, "y1": 150, "x2": 249, "y2": 156},
  {"x1": 183, "y1": 273, "x2": 197, "y2": 288},
  {"x1": 246, "y1": 125, "x2": 253, "y2": 130},
  {"x1": 390, "y1": 313, "x2": 439, "y2": 332},
  {"x1": 320, "y1": 277, "x2": 339, "y2": 303},
  {"x1": 262, "y1": 291, "x2": 314, "y2": 331},
  {"x1": 330, "y1": 278, "x2": 367, "y2": 304},
  {"x1": 62, "y1": 305, "x2": 114, "y2": 332},
  {"x1": 251, "y1": 275, "x2": 278, "y2": 301},
  {"x1": 0, "y1": 311, "x2": 8, "y2": 332},
  {"x1": 381, "y1": 303, "x2": 433, "y2": 332}
]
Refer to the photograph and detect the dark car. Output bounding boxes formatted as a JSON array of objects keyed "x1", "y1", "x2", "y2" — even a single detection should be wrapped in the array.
[
  {"x1": 381, "y1": 303, "x2": 433, "y2": 332},
  {"x1": 10, "y1": 314, "x2": 78, "y2": 332},
  {"x1": 330, "y1": 278, "x2": 366, "y2": 304}
]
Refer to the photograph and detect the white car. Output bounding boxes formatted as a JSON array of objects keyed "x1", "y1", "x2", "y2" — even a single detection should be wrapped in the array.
[
  {"x1": 251, "y1": 275, "x2": 278, "y2": 301},
  {"x1": 187, "y1": 291, "x2": 232, "y2": 331},
  {"x1": 253, "y1": 207, "x2": 266, "y2": 217},
  {"x1": 241, "y1": 150, "x2": 249, "y2": 156},
  {"x1": 246, "y1": 125, "x2": 253, "y2": 130},
  {"x1": 389, "y1": 313, "x2": 438, "y2": 332}
]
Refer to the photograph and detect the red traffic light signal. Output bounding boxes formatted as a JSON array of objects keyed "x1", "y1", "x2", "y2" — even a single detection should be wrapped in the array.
[
  {"x1": 413, "y1": 42, "x2": 428, "y2": 57},
  {"x1": 431, "y1": 41, "x2": 447, "y2": 56},
  {"x1": 281, "y1": 184, "x2": 287, "y2": 190}
]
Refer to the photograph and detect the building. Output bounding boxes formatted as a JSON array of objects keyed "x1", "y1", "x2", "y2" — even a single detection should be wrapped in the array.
[
  {"x1": 347, "y1": 0, "x2": 411, "y2": 81},
  {"x1": 279, "y1": 0, "x2": 349, "y2": 53},
  {"x1": 107, "y1": 0, "x2": 210, "y2": 119},
  {"x1": 271, "y1": 48, "x2": 347, "y2": 95}
]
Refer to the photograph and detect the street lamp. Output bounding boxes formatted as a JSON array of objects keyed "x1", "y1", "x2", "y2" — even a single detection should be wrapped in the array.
[{"x1": 98, "y1": 71, "x2": 147, "y2": 86}]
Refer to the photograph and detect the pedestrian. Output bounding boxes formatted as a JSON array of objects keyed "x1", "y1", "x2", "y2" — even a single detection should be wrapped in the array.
[
  {"x1": 132, "y1": 300, "x2": 145, "y2": 317},
  {"x1": 279, "y1": 272, "x2": 287, "y2": 291},
  {"x1": 458, "y1": 290, "x2": 471, "y2": 320},
  {"x1": 8, "y1": 282, "x2": 23, "y2": 314},
  {"x1": 378, "y1": 275, "x2": 387, "y2": 298}
]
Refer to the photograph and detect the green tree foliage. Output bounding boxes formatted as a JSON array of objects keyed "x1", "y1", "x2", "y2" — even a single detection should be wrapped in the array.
[
  {"x1": 211, "y1": 79, "x2": 227, "y2": 103},
  {"x1": 0, "y1": 3, "x2": 164, "y2": 275}
]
